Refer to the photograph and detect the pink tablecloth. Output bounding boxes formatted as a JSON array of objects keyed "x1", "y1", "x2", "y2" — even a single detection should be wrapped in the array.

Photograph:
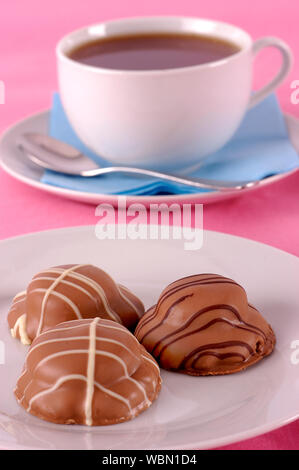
[{"x1": 0, "y1": 0, "x2": 298, "y2": 450}]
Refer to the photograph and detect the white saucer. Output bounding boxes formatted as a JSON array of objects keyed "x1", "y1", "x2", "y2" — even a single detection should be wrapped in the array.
[
  {"x1": 0, "y1": 226, "x2": 298, "y2": 449},
  {"x1": 0, "y1": 110, "x2": 298, "y2": 206}
]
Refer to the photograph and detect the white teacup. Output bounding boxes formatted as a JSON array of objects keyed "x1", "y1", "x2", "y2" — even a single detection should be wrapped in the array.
[{"x1": 57, "y1": 16, "x2": 292, "y2": 169}]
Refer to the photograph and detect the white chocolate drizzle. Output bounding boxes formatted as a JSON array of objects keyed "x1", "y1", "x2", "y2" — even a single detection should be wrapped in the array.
[
  {"x1": 32, "y1": 277, "x2": 98, "y2": 303},
  {"x1": 9, "y1": 265, "x2": 143, "y2": 345},
  {"x1": 40, "y1": 268, "x2": 122, "y2": 323},
  {"x1": 85, "y1": 318, "x2": 99, "y2": 425},
  {"x1": 19, "y1": 320, "x2": 155, "y2": 424},
  {"x1": 11, "y1": 314, "x2": 31, "y2": 345},
  {"x1": 24, "y1": 336, "x2": 138, "y2": 362},
  {"x1": 27, "y1": 374, "x2": 132, "y2": 415},
  {"x1": 13, "y1": 291, "x2": 26, "y2": 300},
  {"x1": 31, "y1": 288, "x2": 82, "y2": 320},
  {"x1": 36, "y1": 265, "x2": 86, "y2": 336},
  {"x1": 142, "y1": 354, "x2": 160, "y2": 373}
]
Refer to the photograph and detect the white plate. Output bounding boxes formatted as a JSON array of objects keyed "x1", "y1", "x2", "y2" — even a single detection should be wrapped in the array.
[
  {"x1": 0, "y1": 225, "x2": 298, "y2": 450},
  {"x1": 0, "y1": 110, "x2": 298, "y2": 206}
]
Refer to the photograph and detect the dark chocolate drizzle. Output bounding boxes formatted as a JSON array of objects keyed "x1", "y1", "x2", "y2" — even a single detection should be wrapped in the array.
[
  {"x1": 135, "y1": 274, "x2": 244, "y2": 336},
  {"x1": 164, "y1": 273, "x2": 236, "y2": 289},
  {"x1": 135, "y1": 274, "x2": 274, "y2": 374},
  {"x1": 141, "y1": 303, "x2": 266, "y2": 355},
  {"x1": 153, "y1": 310, "x2": 266, "y2": 359},
  {"x1": 179, "y1": 341, "x2": 254, "y2": 369},
  {"x1": 138, "y1": 294, "x2": 193, "y2": 343},
  {"x1": 190, "y1": 351, "x2": 246, "y2": 369}
]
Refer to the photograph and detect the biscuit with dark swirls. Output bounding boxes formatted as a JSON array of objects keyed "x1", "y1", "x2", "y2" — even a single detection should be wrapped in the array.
[{"x1": 135, "y1": 274, "x2": 275, "y2": 375}]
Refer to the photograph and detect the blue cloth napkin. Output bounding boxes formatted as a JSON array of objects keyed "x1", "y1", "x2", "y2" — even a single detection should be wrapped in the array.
[{"x1": 41, "y1": 93, "x2": 299, "y2": 195}]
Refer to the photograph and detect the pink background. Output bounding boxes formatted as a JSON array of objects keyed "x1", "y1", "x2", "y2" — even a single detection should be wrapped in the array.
[{"x1": 0, "y1": 0, "x2": 299, "y2": 449}]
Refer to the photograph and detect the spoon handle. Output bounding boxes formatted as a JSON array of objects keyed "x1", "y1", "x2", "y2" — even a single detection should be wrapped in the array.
[
  {"x1": 18, "y1": 133, "x2": 258, "y2": 192},
  {"x1": 83, "y1": 166, "x2": 258, "y2": 191}
]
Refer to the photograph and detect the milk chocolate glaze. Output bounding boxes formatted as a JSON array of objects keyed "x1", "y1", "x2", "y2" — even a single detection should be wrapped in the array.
[
  {"x1": 135, "y1": 274, "x2": 275, "y2": 375},
  {"x1": 15, "y1": 318, "x2": 161, "y2": 425},
  {"x1": 8, "y1": 264, "x2": 144, "y2": 344}
]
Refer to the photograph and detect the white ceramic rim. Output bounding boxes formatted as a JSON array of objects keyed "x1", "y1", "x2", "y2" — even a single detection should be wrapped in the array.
[
  {"x1": 1, "y1": 109, "x2": 298, "y2": 206},
  {"x1": 56, "y1": 16, "x2": 252, "y2": 76}
]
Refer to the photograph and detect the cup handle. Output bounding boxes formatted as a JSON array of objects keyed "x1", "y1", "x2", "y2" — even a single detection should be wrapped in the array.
[{"x1": 248, "y1": 37, "x2": 292, "y2": 109}]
